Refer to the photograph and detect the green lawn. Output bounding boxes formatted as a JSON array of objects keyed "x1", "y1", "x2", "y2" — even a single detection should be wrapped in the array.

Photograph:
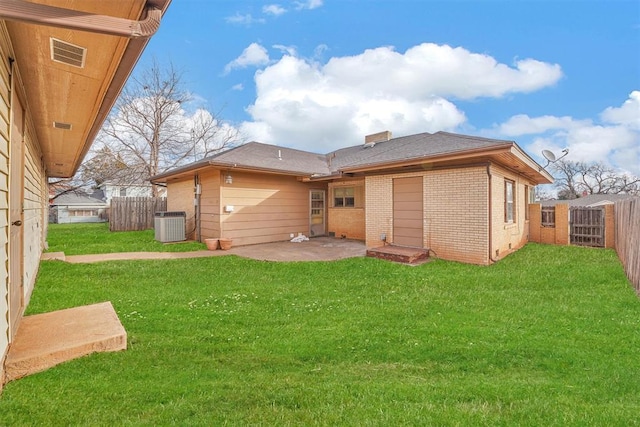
[
  {"x1": 1, "y1": 234, "x2": 639, "y2": 424},
  {"x1": 46, "y1": 223, "x2": 206, "y2": 255}
]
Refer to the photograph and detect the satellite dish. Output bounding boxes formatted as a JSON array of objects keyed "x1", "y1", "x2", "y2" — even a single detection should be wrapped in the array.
[
  {"x1": 540, "y1": 148, "x2": 569, "y2": 169},
  {"x1": 542, "y1": 150, "x2": 556, "y2": 162}
]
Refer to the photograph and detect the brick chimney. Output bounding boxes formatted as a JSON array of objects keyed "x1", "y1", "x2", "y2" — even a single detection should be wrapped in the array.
[{"x1": 365, "y1": 131, "x2": 392, "y2": 145}]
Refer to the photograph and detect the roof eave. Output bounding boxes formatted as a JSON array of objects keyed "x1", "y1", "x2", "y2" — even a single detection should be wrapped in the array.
[
  {"x1": 72, "y1": 1, "x2": 172, "y2": 177},
  {"x1": 339, "y1": 144, "x2": 514, "y2": 174},
  {"x1": 151, "y1": 159, "x2": 319, "y2": 183},
  {"x1": 510, "y1": 144, "x2": 554, "y2": 184}
]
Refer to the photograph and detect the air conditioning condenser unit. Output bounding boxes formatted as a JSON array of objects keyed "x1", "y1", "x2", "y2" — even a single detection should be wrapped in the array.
[{"x1": 154, "y1": 211, "x2": 186, "y2": 243}]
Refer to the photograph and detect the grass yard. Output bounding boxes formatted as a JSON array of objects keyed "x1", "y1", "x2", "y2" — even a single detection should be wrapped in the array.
[
  {"x1": 46, "y1": 223, "x2": 205, "y2": 255},
  {"x1": 1, "y1": 235, "x2": 639, "y2": 424}
]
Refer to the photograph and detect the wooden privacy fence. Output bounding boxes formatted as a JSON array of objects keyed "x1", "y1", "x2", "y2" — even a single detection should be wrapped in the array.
[
  {"x1": 615, "y1": 198, "x2": 640, "y2": 295},
  {"x1": 110, "y1": 197, "x2": 167, "y2": 231}
]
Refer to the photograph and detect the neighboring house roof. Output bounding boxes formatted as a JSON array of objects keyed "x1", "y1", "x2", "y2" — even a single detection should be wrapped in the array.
[
  {"x1": 541, "y1": 194, "x2": 638, "y2": 207},
  {"x1": 151, "y1": 130, "x2": 553, "y2": 184},
  {"x1": 98, "y1": 181, "x2": 154, "y2": 189},
  {"x1": 50, "y1": 193, "x2": 108, "y2": 207},
  {"x1": 1, "y1": 0, "x2": 172, "y2": 178}
]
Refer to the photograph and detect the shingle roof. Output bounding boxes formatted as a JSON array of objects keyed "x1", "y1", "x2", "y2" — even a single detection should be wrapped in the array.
[
  {"x1": 51, "y1": 193, "x2": 108, "y2": 206},
  {"x1": 326, "y1": 131, "x2": 512, "y2": 172},
  {"x1": 206, "y1": 142, "x2": 331, "y2": 175},
  {"x1": 152, "y1": 130, "x2": 549, "y2": 183}
]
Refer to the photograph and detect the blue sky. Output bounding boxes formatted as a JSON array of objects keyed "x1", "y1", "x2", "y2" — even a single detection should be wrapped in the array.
[{"x1": 137, "y1": 0, "x2": 640, "y2": 177}]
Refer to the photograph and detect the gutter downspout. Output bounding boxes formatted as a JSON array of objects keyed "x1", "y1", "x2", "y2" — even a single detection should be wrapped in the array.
[
  {"x1": 0, "y1": 0, "x2": 162, "y2": 38},
  {"x1": 486, "y1": 162, "x2": 498, "y2": 264}
]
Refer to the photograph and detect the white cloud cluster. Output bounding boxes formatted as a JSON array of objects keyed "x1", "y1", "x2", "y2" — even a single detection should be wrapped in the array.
[
  {"x1": 232, "y1": 42, "x2": 562, "y2": 152},
  {"x1": 506, "y1": 92, "x2": 640, "y2": 175},
  {"x1": 228, "y1": 1, "x2": 323, "y2": 24},
  {"x1": 221, "y1": 40, "x2": 636, "y2": 177},
  {"x1": 224, "y1": 13, "x2": 265, "y2": 26},
  {"x1": 263, "y1": 4, "x2": 286, "y2": 16},
  {"x1": 294, "y1": 0, "x2": 323, "y2": 10},
  {"x1": 224, "y1": 43, "x2": 270, "y2": 74}
]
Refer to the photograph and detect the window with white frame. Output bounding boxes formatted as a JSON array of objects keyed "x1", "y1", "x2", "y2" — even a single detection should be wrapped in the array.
[{"x1": 505, "y1": 179, "x2": 514, "y2": 223}]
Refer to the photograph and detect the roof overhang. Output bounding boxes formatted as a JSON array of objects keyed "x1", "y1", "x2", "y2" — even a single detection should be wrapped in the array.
[
  {"x1": 1, "y1": 0, "x2": 172, "y2": 178},
  {"x1": 150, "y1": 160, "x2": 312, "y2": 184},
  {"x1": 152, "y1": 139, "x2": 554, "y2": 186},
  {"x1": 337, "y1": 142, "x2": 554, "y2": 185}
]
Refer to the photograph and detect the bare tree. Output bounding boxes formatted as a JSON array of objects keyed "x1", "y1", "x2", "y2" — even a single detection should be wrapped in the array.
[
  {"x1": 551, "y1": 160, "x2": 640, "y2": 198},
  {"x1": 49, "y1": 146, "x2": 140, "y2": 201},
  {"x1": 550, "y1": 160, "x2": 584, "y2": 199},
  {"x1": 94, "y1": 59, "x2": 240, "y2": 196}
]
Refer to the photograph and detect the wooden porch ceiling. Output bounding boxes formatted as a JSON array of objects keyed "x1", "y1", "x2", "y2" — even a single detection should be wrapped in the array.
[{"x1": 3, "y1": 0, "x2": 168, "y2": 178}]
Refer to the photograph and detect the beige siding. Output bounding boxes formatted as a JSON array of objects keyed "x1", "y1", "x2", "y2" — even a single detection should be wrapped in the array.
[
  {"x1": 366, "y1": 167, "x2": 489, "y2": 265},
  {"x1": 0, "y1": 27, "x2": 10, "y2": 380},
  {"x1": 166, "y1": 176, "x2": 198, "y2": 240},
  {"x1": 0, "y1": 24, "x2": 49, "y2": 387},
  {"x1": 219, "y1": 171, "x2": 323, "y2": 246},
  {"x1": 199, "y1": 169, "x2": 221, "y2": 241},
  {"x1": 22, "y1": 116, "x2": 45, "y2": 306}
]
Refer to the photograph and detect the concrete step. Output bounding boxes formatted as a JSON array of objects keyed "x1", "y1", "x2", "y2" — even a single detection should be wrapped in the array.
[
  {"x1": 366, "y1": 245, "x2": 430, "y2": 264},
  {"x1": 4, "y1": 301, "x2": 126, "y2": 383}
]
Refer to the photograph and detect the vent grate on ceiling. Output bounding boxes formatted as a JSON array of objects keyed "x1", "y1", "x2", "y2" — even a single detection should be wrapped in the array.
[
  {"x1": 53, "y1": 121, "x2": 72, "y2": 130},
  {"x1": 50, "y1": 38, "x2": 86, "y2": 68}
]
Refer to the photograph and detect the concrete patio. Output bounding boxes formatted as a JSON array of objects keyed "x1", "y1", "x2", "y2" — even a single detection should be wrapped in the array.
[{"x1": 43, "y1": 236, "x2": 368, "y2": 264}]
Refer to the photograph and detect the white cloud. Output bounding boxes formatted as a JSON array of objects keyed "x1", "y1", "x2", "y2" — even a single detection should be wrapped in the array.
[
  {"x1": 239, "y1": 43, "x2": 561, "y2": 152},
  {"x1": 273, "y1": 44, "x2": 298, "y2": 56},
  {"x1": 498, "y1": 92, "x2": 640, "y2": 176},
  {"x1": 225, "y1": 13, "x2": 265, "y2": 26},
  {"x1": 294, "y1": 0, "x2": 323, "y2": 10},
  {"x1": 601, "y1": 90, "x2": 640, "y2": 130},
  {"x1": 224, "y1": 43, "x2": 270, "y2": 74},
  {"x1": 262, "y1": 4, "x2": 287, "y2": 16},
  {"x1": 263, "y1": 4, "x2": 287, "y2": 16},
  {"x1": 322, "y1": 44, "x2": 562, "y2": 100},
  {"x1": 498, "y1": 114, "x2": 590, "y2": 136},
  {"x1": 231, "y1": 83, "x2": 244, "y2": 91}
]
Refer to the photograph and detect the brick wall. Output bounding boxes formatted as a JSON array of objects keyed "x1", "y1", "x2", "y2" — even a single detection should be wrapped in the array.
[
  {"x1": 328, "y1": 180, "x2": 365, "y2": 240},
  {"x1": 530, "y1": 203, "x2": 615, "y2": 248},
  {"x1": 365, "y1": 167, "x2": 490, "y2": 265},
  {"x1": 489, "y1": 165, "x2": 535, "y2": 260}
]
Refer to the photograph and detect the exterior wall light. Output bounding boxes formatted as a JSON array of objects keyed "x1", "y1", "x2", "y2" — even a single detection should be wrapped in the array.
[{"x1": 225, "y1": 174, "x2": 233, "y2": 184}]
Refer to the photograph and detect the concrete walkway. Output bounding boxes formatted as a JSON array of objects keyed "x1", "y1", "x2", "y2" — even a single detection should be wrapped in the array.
[{"x1": 42, "y1": 237, "x2": 367, "y2": 264}]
